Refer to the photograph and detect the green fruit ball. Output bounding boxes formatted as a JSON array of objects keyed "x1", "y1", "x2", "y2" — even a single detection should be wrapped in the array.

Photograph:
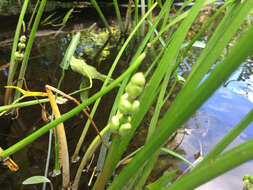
[
  {"x1": 126, "y1": 82, "x2": 142, "y2": 99},
  {"x1": 131, "y1": 72, "x2": 145, "y2": 87},
  {"x1": 110, "y1": 116, "x2": 120, "y2": 133},
  {"x1": 119, "y1": 123, "x2": 131, "y2": 136},
  {"x1": 119, "y1": 99, "x2": 132, "y2": 115}
]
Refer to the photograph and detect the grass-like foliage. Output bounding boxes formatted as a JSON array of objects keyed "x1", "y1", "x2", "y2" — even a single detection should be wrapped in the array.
[{"x1": 0, "y1": 0, "x2": 252, "y2": 189}]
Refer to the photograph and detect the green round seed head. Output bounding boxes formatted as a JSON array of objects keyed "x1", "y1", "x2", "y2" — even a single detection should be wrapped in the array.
[
  {"x1": 20, "y1": 35, "x2": 27, "y2": 43},
  {"x1": 119, "y1": 99, "x2": 132, "y2": 115},
  {"x1": 249, "y1": 176, "x2": 253, "y2": 183},
  {"x1": 132, "y1": 100, "x2": 140, "y2": 113},
  {"x1": 121, "y1": 93, "x2": 129, "y2": 101},
  {"x1": 131, "y1": 72, "x2": 145, "y2": 87},
  {"x1": 126, "y1": 83, "x2": 142, "y2": 99},
  {"x1": 14, "y1": 52, "x2": 24, "y2": 61},
  {"x1": 14, "y1": 51, "x2": 20, "y2": 57},
  {"x1": 110, "y1": 116, "x2": 120, "y2": 133},
  {"x1": 119, "y1": 123, "x2": 131, "y2": 136},
  {"x1": 127, "y1": 116, "x2": 132, "y2": 123},
  {"x1": 18, "y1": 42, "x2": 26, "y2": 49}
]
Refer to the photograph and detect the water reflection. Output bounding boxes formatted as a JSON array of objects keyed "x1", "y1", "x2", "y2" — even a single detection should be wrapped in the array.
[{"x1": 181, "y1": 62, "x2": 253, "y2": 189}]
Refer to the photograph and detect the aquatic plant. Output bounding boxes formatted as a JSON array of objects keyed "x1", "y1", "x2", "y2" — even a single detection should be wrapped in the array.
[{"x1": 0, "y1": 0, "x2": 252, "y2": 189}]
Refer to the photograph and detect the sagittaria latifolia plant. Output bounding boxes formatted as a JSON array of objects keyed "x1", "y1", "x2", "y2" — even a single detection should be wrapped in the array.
[{"x1": 0, "y1": 0, "x2": 253, "y2": 190}]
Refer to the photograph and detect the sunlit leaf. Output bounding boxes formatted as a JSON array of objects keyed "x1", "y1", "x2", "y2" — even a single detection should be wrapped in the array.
[
  {"x1": 146, "y1": 169, "x2": 177, "y2": 190},
  {"x1": 23, "y1": 176, "x2": 51, "y2": 185}
]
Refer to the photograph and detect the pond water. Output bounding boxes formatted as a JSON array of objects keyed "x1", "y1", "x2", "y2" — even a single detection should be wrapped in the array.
[
  {"x1": 0, "y1": 27, "x2": 120, "y2": 189},
  {"x1": 0, "y1": 6, "x2": 252, "y2": 190},
  {"x1": 177, "y1": 63, "x2": 253, "y2": 190}
]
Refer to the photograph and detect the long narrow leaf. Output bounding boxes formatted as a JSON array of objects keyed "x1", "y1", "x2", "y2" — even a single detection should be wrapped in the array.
[
  {"x1": 107, "y1": 19, "x2": 253, "y2": 190},
  {"x1": 185, "y1": 0, "x2": 253, "y2": 89},
  {"x1": 166, "y1": 138, "x2": 253, "y2": 189},
  {"x1": 0, "y1": 54, "x2": 144, "y2": 160},
  {"x1": 198, "y1": 109, "x2": 253, "y2": 167},
  {"x1": 14, "y1": 0, "x2": 48, "y2": 100},
  {"x1": 146, "y1": 169, "x2": 177, "y2": 190}
]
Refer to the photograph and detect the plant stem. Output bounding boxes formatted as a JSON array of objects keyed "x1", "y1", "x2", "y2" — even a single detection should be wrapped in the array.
[
  {"x1": 166, "y1": 139, "x2": 253, "y2": 190},
  {"x1": 0, "y1": 51, "x2": 144, "y2": 161},
  {"x1": 107, "y1": 19, "x2": 253, "y2": 190},
  {"x1": 72, "y1": 125, "x2": 110, "y2": 190},
  {"x1": 93, "y1": 135, "x2": 121, "y2": 190},
  {"x1": 14, "y1": 0, "x2": 47, "y2": 101},
  {"x1": 113, "y1": 0, "x2": 124, "y2": 33},
  {"x1": 4, "y1": 0, "x2": 29, "y2": 104},
  {"x1": 90, "y1": 0, "x2": 112, "y2": 35},
  {"x1": 197, "y1": 109, "x2": 253, "y2": 169},
  {"x1": 46, "y1": 87, "x2": 70, "y2": 188},
  {"x1": 71, "y1": 3, "x2": 156, "y2": 160},
  {"x1": 42, "y1": 129, "x2": 53, "y2": 190},
  {"x1": 176, "y1": 0, "x2": 234, "y2": 69}
]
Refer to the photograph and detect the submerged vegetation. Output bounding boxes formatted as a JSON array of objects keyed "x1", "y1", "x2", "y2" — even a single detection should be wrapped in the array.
[{"x1": 0, "y1": 0, "x2": 253, "y2": 189}]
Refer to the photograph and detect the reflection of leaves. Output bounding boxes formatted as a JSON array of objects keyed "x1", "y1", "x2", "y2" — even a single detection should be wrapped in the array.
[{"x1": 238, "y1": 60, "x2": 253, "y2": 81}]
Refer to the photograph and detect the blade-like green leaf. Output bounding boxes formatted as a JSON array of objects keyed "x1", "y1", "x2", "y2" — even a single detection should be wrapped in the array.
[
  {"x1": 107, "y1": 16, "x2": 253, "y2": 190},
  {"x1": 160, "y1": 147, "x2": 194, "y2": 168},
  {"x1": 60, "y1": 32, "x2": 80, "y2": 70},
  {"x1": 185, "y1": 0, "x2": 253, "y2": 89},
  {"x1": 23, "y1": 176, "x2": 51, "y2": 185},
  {"x1": 198, "y1": 109, "x2": 253, "y2": 168},
  {"x1": 166, "y1": 138, "x2": 253, "y2": 189},
  {"x1": 146, "y1": 169, "x2": 178, "y2": 190},
  {"x1": 70, "y1": 56, "x2": 109, "y2": 81}
]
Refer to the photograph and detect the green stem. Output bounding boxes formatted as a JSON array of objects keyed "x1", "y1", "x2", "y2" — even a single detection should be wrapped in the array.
[
  {"x1": 54, "y1": 126, "x2": 60, "y2": 173},
  {"x1": 140, "y1": 0, "x2": 145, "y2": 37},
  {"x1": 151, "y1": 0, "x2": 217, "y2": 45},
  {"x1": 175, "y1": 0, "x2": 233, "y2": 67},
  {"x1": 0, "y1": 53, "x2": 144, "y2": 161},
  {"x1": 166, "y1": 139, "x2": 253, "y2": 190},
  {"x1": 14, "y1": 0, "x2": 48, "y2": 101},
  {"x1": 160, "y1": 0, "x2": 173, "y2": 32},
  {"x1": 27, "y1": 0, "x2": 40, "y2": 31},
  {"x1": 147, "y1": 0, "x2": 152, "y2": 31},
  {"x1": 5, "y1": 0, "x2": 29, "y2": 104},
  {"x1": 173, "y1": 0, "x2": 193, "y2": 19},
  {"x1": 42, "y1": 129, "x2": 53, "y2": 190},
  {"x1": 116, "y1": 147, "x2": 142, "y2": 168},
  {"x1": 72, "y1": 125, "x2": 111, "y2": 190},
  {"x1": 113, "y1": 0, "x2": 124, "y2": 33},
  {"x1": 90, "y1": 0, "x2": 112, "y2": 35},
  {"x1": 71, "y1": 4, "x2": 156, "y2": 161},
  {"x1": 197, "y1": 109, "x2": 253, "y2": 169},
  {"x1": 135, "y1": 0, "x2": 139, "y2": 39},
  {"x1": 93, "y1": 135, "x2": 122, "y2": 190}
]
